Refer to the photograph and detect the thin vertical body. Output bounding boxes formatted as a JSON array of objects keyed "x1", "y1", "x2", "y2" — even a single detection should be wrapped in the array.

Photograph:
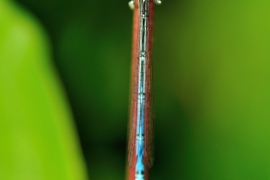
[{"x1": 126, "y1": 0, "x2": 155, "y2": 180}]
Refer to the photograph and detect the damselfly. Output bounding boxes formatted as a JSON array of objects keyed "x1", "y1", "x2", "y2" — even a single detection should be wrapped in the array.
[{"x1": 126, "y1": 1, "x2": 161, "y2": 180}]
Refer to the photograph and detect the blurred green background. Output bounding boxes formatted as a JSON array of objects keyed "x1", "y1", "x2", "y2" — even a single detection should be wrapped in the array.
[{"x1": 2, "y1": 0, "x2": 270, "y2": 179}]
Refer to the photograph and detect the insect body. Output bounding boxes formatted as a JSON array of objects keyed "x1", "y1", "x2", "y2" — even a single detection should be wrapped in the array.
[{"x1": 127, "y1": 1, "x2": 160, "y2": 180}]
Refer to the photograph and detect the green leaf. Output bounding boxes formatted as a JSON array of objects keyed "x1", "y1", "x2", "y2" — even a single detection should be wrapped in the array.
[{"x1": 0, "y1": 1, "x2": 88, "y2": 179}]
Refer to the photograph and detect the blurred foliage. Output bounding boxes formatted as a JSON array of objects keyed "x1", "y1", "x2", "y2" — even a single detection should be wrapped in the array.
[
  {"x1": 5, "y1": 0, "x2": 270, "y2": 179},
  {"x1": 0, "y1": 1, "x2": 88, "y2": 179}
]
